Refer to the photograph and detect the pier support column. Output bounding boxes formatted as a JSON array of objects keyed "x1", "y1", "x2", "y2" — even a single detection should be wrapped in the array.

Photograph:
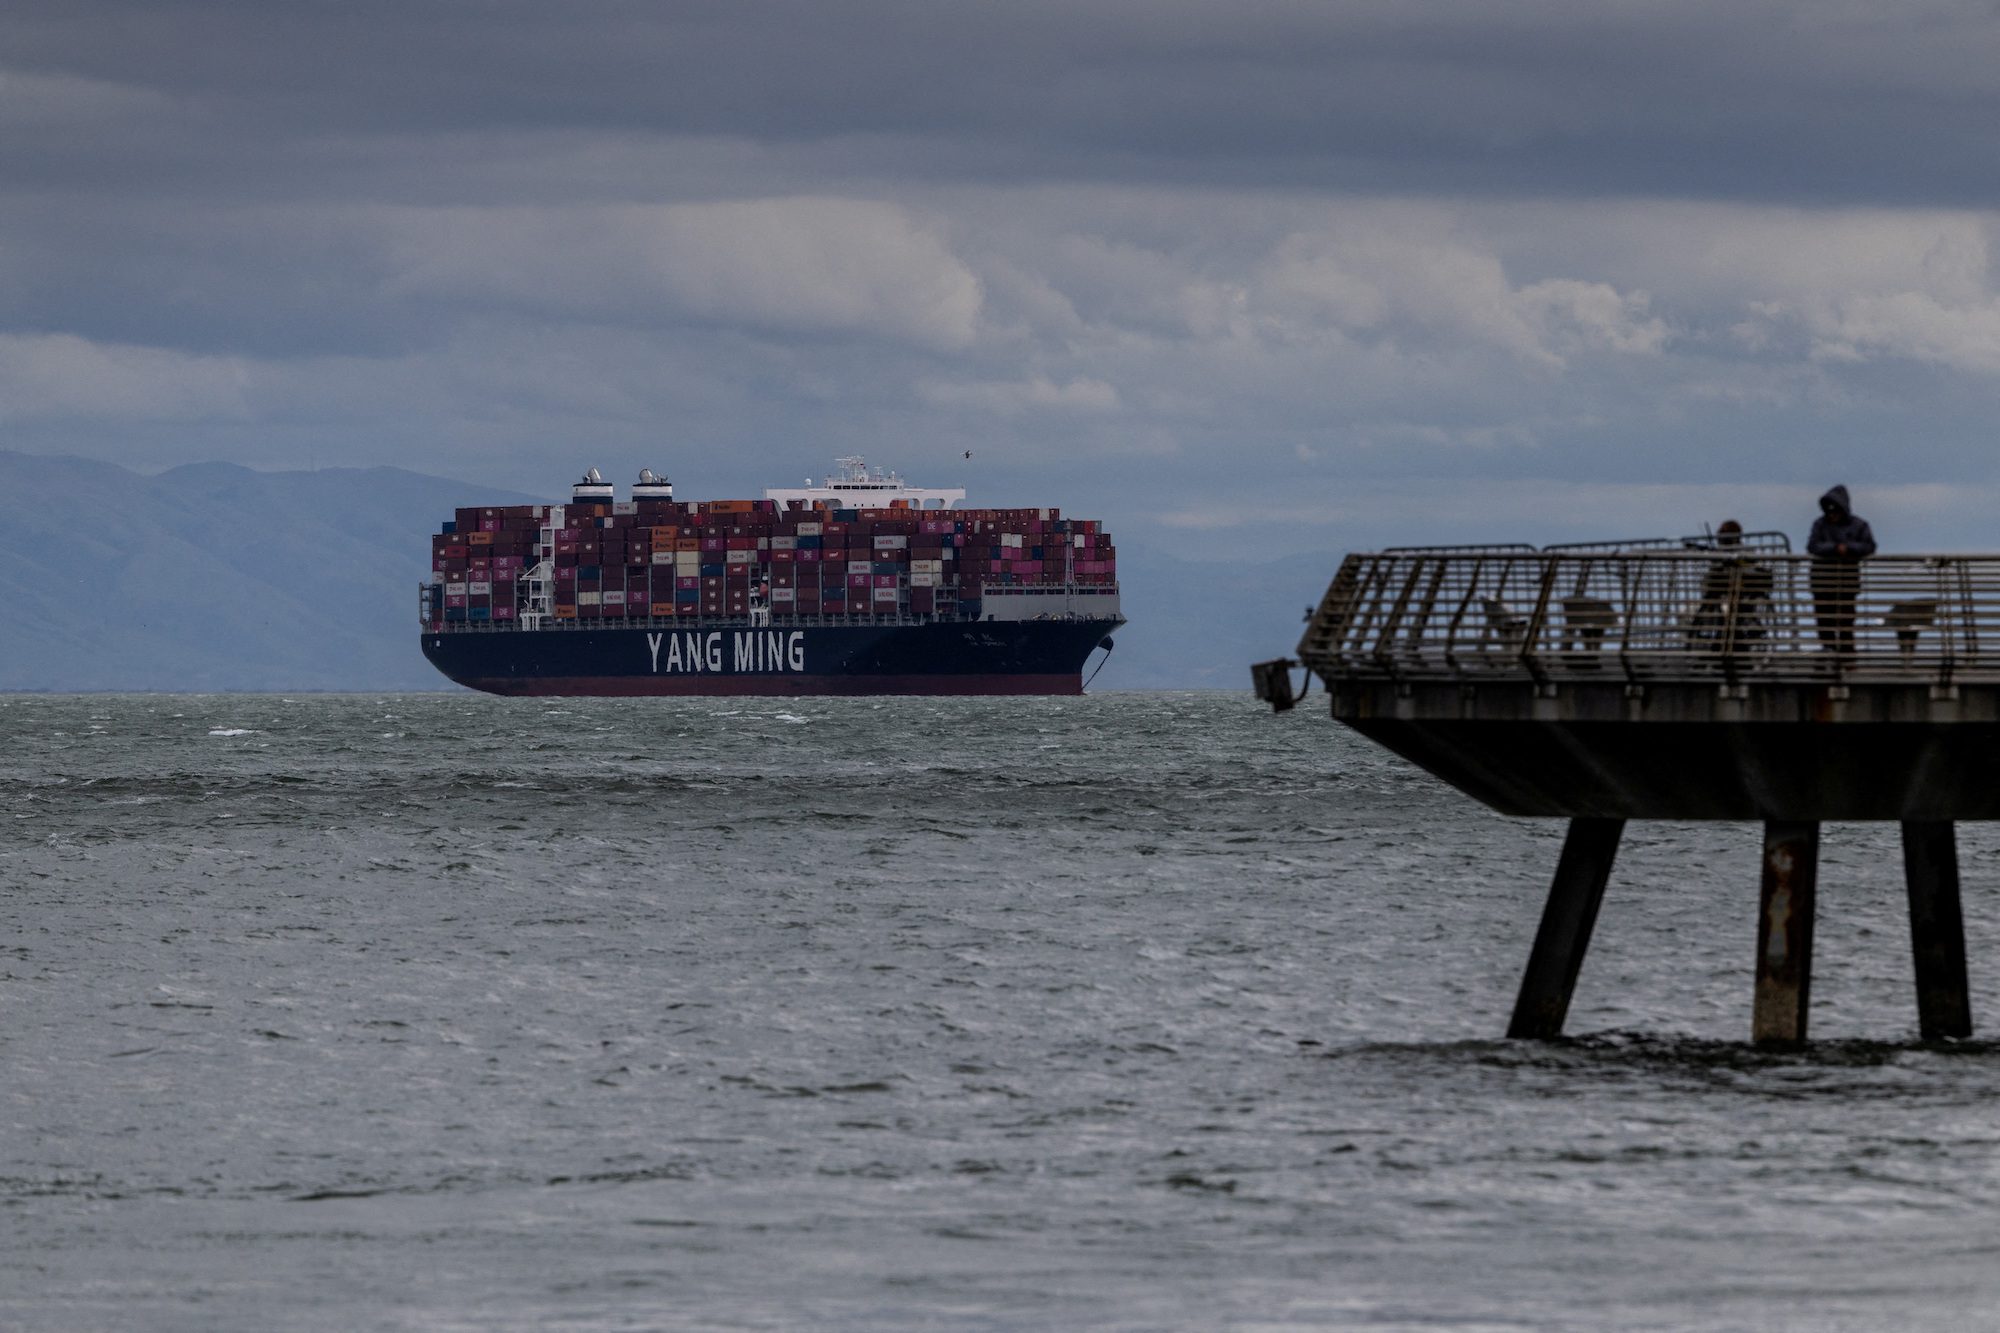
[
  {"x1": 1508, "y1": 818, "x2": 1624, "y2": 1039},
  {"x1": 1753, "y1": 821, "x2": 1820, "y2": 1046},
  {"x1": 1902, "y1": 821, "x2": 1972, "y2": 1040}
]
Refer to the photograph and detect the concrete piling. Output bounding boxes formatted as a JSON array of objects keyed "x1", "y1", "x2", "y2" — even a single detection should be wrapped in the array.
[
  {"x1": 1753, "y1": 821, "x2": 1820, "y2": 1046},
  {"x1": 1508, "y1": 818, "x2": 1624, "y2": 1039},
  {"x1": 1902, "y1": 820, "x2": 1972, "y2": 1040}
]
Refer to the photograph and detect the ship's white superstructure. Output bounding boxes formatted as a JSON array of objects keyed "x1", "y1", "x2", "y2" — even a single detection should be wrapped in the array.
[{"x1": 765, "y1": 456, "x2": 966, "y2": 510}]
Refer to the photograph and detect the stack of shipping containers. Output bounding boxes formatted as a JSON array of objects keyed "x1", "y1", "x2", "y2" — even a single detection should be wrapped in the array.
[
  {"x1": 427, "y1": 507, "x2": 541, "y2": 624},
  {"x1": 427, "y1": 497, "x2": 1115, "y2": 628}
]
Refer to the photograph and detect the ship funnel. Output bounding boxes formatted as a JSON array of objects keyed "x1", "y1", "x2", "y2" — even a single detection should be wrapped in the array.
[
  {"x1": 632, "y1": 467, "x2": 675, "y2": 502},
  {"x1": 572, "y1": 467, "x2": 615, "y2": 506}
]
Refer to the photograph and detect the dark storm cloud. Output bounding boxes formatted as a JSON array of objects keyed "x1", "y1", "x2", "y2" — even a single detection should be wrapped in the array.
[{"x1": 9, "y1": 0, "x2": 2000, "y2": 205}]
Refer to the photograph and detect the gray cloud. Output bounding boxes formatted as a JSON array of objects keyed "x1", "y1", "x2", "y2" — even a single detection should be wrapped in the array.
[
  {"x1": 7, "y1": 1, "x2": 2000, "y2": 562},
  {"x1": 13, "y1": 2, "x2": 2000, "y2": 204}
]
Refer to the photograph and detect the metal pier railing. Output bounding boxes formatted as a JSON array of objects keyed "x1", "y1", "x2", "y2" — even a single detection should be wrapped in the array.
[{"x1": 1298, "y1": 551, "x2": 2000, "y2": 685}]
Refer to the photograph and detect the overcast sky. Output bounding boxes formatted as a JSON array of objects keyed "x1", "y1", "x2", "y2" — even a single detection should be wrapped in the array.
[{"x1": 9, "y1": 0, "x2": 2000, "y2": 551}]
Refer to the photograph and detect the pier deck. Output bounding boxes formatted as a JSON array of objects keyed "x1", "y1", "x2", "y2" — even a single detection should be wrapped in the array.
[{"x1": 1279, "y1": 546, "x2": 2000, "y2": 1043}]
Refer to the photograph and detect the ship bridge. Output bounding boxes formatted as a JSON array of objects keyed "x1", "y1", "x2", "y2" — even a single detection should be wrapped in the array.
[
  {"x1": 1264, "y1": 540, "x2": 2000, "y2": 1045},
  {"x1": 764, "y1": 456, "x2": 966, "y2": 510}
]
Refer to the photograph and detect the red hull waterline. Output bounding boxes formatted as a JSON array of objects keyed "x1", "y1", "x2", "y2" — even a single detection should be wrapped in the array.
[{"x1": 453, "y1": 673, "x2": 1085, "y2": 697}]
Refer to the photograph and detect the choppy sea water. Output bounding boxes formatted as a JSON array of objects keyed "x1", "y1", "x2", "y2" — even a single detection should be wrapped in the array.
[{"x1": 5, "y1": 691, "x2": 2000, "y2": 1331}]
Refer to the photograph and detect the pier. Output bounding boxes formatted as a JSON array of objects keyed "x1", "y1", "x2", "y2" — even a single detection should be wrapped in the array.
[{"x1": 1267, "y1": 542, "x2": 2000, "y2": 1044}]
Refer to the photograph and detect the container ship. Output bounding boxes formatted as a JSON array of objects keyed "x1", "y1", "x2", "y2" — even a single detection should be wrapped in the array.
[{"x1": 419, "y1": 458, "x2": 1124, "y2": 695}]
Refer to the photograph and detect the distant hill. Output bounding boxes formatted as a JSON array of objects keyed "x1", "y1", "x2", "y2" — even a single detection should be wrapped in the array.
[
  {"x1": 0, "y1": 452, "x2": 536, "y2": 691},
  {"x1": 0, "y1": 451, "x2": 1331, "y2": 691}
]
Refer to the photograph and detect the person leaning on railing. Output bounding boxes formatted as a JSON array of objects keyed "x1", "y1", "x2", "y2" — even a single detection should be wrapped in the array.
[
  {"x1": 1691, "y1": 519, "x2": 1774, "y2": 648},
  {"x1": 1807, "y1": 484, "x2": 1877, "y2": 656}
]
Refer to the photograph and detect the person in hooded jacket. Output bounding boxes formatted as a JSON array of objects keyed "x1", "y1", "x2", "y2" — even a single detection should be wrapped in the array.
[
  {"x1": 1692, "y1": 519, "x2": 1774, "y2": 648},
  {"x1": 1807, "y1": 484, "x2": 1876, "y2": 656}
]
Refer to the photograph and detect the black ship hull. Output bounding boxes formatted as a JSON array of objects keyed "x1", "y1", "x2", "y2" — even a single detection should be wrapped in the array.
[{"x1": 421, "y1": 618, "x2": 1118, "y2": 696}]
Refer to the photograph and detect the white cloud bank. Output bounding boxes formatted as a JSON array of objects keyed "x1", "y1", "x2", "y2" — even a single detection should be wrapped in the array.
[
  {"x1": 11, "y1": 190, "x2": 2000, "y2": 519},
  {"x1": 379, "y1": 197, "x2": 983, "y2": 349},
  {"x1": 1496, "y1": 204, "x2": 2000, "y2": 376},
  {"x1": 918, "y1": 375, "x2": 1120, "y2": 413},
  {"x1": 1251, "y1": 228, "x2": 1667, "y2": 368},
  {"x1": 0, "y1": 334, "x2": 251, "y2": 421}
]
